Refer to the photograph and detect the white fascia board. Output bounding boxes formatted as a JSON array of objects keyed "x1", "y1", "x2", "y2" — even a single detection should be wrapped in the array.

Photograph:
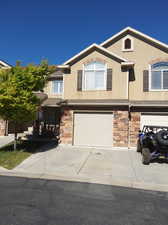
[
  {"x1": 101, "y1": 27, "x2": 130, "y2": 47},
  {"x1": 63, "y1": 43, "x2": 96, "y2": 65},
  {"x1": 63, "y1": 43, "x2": 127, "y2": 65},
  {"x1": 57, "y1": 65, "x2": 70, "y2": 69},
  {"x1": 97, "y1": 44, "x2": 127, "y2": 62},
  {"x1": 0, "y1": 60, "x2": 11, "y2": 68},
  {"x1": 101, "y1": 26, "x2": 168, "y2": 50},
  {"x1": 121, "y1": 61, "x2": 135, "y2": 66}
]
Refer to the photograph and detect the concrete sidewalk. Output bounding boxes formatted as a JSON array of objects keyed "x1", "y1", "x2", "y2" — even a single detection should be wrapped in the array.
[{"x1": 1, "y1": 145, "x2": 168, "y2": 192}]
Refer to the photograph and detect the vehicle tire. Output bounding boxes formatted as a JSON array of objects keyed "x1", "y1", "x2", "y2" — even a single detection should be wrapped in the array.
[
  {"x1": 156, "y1": 130, "x2": 168, "y2": 146},
  {"x1": 137, "y1": 139, "x2": 142, "y2": 152},
  {"x1": 142, "y1": 148, "x2": 151, "y2": 165}
]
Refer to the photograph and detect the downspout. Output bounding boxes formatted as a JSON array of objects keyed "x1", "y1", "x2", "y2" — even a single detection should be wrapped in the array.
[
  {"x1": 128, "y1": 104, "x2": 131, "y2": 149},
  {"x1": 128, "y1": 69, "x2": 131, "y2": 149},
  {"x1": 122, "y1": 62, "x2": 134, "y2": 149}
]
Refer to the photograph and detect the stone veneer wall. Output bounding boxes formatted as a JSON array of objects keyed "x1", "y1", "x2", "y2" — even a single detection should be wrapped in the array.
[
  {"x1": 129, "y1": 112, "x2": 141, "y2": 147},
  {"x1": 0, "y1": 120, "x2": 5, "y2": 136},
  {"x1": 113, "y1": 111, "x2": 129, "y2": 147},
  {"x1": 60, "y1": 109, "x2": 73, "y2": 145},
  {"x1": 60, "y1": 109, "x2": 129, "y2": 147}
]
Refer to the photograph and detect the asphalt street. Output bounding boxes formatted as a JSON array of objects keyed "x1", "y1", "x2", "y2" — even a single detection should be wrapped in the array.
[{"x1": 0, "y1": 176, "x2": 168, "y2": 225}]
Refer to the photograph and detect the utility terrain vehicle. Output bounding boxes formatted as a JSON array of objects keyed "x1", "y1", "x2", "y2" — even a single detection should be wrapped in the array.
[{"x1": 137, "y1": 125, "x2": 168, "y2": 165}]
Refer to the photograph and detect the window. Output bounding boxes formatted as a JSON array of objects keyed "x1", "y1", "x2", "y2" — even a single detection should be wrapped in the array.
[
  {"x1": 83, "y1": 61, "x2": 106, "y2": 90},
  {"x1": 124, "y1": 38, "x2": 131, "y2": 49},
  {"x1": 52, "y1": 80, "x2": 63, "y2": 94},
  {"x1": 122, "y1": 36, "x2": 133, "y2": 51},
  {"x1": 150, "y1": 62, "x2": 168, "y2": 90}
]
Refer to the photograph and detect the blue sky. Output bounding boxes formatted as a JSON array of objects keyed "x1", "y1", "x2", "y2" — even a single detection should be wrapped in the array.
[{"x1": 0, "y1": 0, "x2": 168, "y2": 66}]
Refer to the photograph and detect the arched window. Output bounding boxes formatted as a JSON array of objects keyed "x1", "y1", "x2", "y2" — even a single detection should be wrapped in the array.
[
  {"x1": 150, "y1": 62, "x2": 168, "y2": 90},
  {"x1": 122, "y1": 36, "x2": 133, "y2": 51},
  {"x1": 124, "y1": 38, "x2": 131, "y2": 49},
  {"x1": 83, "y1": 61, "x2": 106, "y2": 90}
]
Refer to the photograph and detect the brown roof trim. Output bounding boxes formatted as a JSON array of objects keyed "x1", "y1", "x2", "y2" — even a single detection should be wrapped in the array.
[
  {"x1": 101, "y1": 27, "x2": 168, "y2": 51},
  {"x1": 49, "y1": 73, "x2": 63, "y2": 79},
  {"x1": 34, "y1": 92, "x2": 48, "y2": 103},
  {"x1": 41, "y1": 98, "x2": 63, "y2": 107},
  {"x1": 130, "y1": 101, "x2": 168, "y2": 107},
  {"x1": 63, "y1": 44, "x2": 127, "y2": 66},
  {"x1": 61, "y1": 99, "x2": 129, "y2": 106},
  {"x1": 42, "y1": 98, "x2": 168, "y2": 108}
]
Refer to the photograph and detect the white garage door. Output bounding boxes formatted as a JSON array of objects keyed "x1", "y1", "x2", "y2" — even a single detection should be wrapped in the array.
[
  {"x1": 74, "y1": 113, "x2": 113, "y2": 147},
  {"x1": 141, "y1": 114, "x2": 168, "y2": 129}
]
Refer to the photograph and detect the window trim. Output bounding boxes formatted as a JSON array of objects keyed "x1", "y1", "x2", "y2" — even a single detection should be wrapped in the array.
[
  {"x1": 122, "y1": 35, "x2": 134, "y2": 52},
  {"x1": 149, "y1": 64, "x2": 168, "y2": 91},
  {"x1": 82, "y1": 61, "x2": 107, "y2": 91},
  {"x1": 52, "y1": 79, "x2": 63, "y2": 94}
]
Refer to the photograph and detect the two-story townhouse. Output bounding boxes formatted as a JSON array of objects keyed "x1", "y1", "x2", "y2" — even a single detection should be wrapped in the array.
[
  {"x1": 1, "y1": 27, "x2": 168, "y2": 149},
  {"x1": 41, "y1": 27, "x2": 168, "y2": 148}
]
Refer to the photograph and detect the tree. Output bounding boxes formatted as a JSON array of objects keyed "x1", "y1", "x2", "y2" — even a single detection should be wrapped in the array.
[{"x1": 0, "y1": 61, "x2": 54, "y2": 150}]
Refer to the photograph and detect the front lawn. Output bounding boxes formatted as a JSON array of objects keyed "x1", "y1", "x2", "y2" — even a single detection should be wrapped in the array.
[{"x1": 0, "y1": 141, "x2": 47, "y2": 170}]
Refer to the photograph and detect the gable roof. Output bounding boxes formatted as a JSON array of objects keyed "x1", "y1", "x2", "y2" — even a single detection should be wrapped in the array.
[
  {"x1": 0, "y1": 60, "x2": 11, "y2": 68},
  {"x1": 101, "y1": 27, "x2": 168, "y2": 50},
  {"x1": 63, "y1": 43, "x2": 127, "y2": 65}
]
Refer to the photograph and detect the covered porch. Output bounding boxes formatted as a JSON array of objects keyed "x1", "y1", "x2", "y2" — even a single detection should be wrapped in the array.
[{"x1": 33, "y1": 98, "x2": 63, "y2": 141}]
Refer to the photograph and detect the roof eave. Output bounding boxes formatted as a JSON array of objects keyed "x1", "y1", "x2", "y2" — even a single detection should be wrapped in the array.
[
  {"x1": 63, "y1": 43, "x2": 127, "y2": 66},
  {"x1": 131, "y1": 104, "x2": 168, "y2": 107},
  {"x1": 61, "y1": 102, "x2": 129, "y2": 106},
  {"x1": 0, "y1": 60, "x2": 11, "y2": 68},
  {"x1": 100, "y1": 27, "x2": 168, "y2": 50},
  {"x1": 121, "y1": 61, "x2": 135, "y2": 67},
  {"x1": 57, "y1": 65, "x2": 70, "y2": 69}
]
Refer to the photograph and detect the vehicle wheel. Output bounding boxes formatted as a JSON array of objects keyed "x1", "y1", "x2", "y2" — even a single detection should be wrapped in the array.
[
  {"x1": 156, "y1": 130, "x2": 168, "y2": 146},
  {"x1": 142, "y1": 148, "x2": 151, "y2": 165},
  {"x1": 137, "y1": 139, "x2": 142, "y2": 152}
]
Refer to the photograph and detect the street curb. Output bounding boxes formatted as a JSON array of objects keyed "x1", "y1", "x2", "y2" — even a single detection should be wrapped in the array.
[{"x1": 0, "y1": 170, "x2": 168, "y2": 193}]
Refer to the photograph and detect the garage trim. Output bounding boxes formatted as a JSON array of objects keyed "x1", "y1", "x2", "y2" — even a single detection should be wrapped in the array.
[{"x1": 73, "y1": 111, "x2": 113, "y2": 147}]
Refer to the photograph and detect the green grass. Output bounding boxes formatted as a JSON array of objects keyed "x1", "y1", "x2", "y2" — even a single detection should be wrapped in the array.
[
  {"x1": 0, "y1": 141, "x2": 47, "y2": 170},
  {"x1": 0, "y1": 150, "x2": 32, "y2": 170}
]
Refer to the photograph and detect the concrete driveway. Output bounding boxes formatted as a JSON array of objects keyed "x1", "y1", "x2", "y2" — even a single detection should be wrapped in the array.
[{"x1": 1, "y1": 145, "x2": 168, "y2": 192}]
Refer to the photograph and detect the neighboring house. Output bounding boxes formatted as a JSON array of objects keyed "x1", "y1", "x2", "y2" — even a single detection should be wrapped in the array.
[
  {"x1": 1, "y1": 27, "x2": 168, "y2": 148},
  {"x1": 42, "y1": 27, "x2": 168, "y2": 148},
  {"x1": 0, "y1": 60, "x2": 11, "y2": 135}
]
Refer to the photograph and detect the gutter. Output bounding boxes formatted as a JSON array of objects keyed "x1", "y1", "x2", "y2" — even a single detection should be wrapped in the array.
[
  {"x1": 61, "y1": 102, "x2": 129, "y2": 106},
  {"x1": 130, "y1": 104, "x2": 168, "y2": 107}
]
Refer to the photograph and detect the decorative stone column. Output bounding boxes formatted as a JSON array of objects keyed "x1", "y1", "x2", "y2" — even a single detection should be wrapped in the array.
[
  {"x1": 129, "y1": 112, "x2": 140, "y2": 147},
  {"x1": 60, "y1": 109, "x2": 73, "y2": 145},
  {"x1": 113, "y1": 111, "x2": 129, "y2": 147}
]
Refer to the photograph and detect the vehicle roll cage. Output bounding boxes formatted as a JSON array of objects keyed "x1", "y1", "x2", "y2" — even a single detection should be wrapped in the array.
[{"x1": 141, "y1": 125, "x2": 168, "y2": 134}]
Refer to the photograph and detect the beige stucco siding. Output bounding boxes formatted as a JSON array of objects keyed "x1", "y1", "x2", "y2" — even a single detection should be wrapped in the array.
[
  {"x1": 64, "y1": 50, "x2": 128, "y2": 100},
  {"x1": 106, "y1": 35, "x2": 168, "y2": 101}
]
